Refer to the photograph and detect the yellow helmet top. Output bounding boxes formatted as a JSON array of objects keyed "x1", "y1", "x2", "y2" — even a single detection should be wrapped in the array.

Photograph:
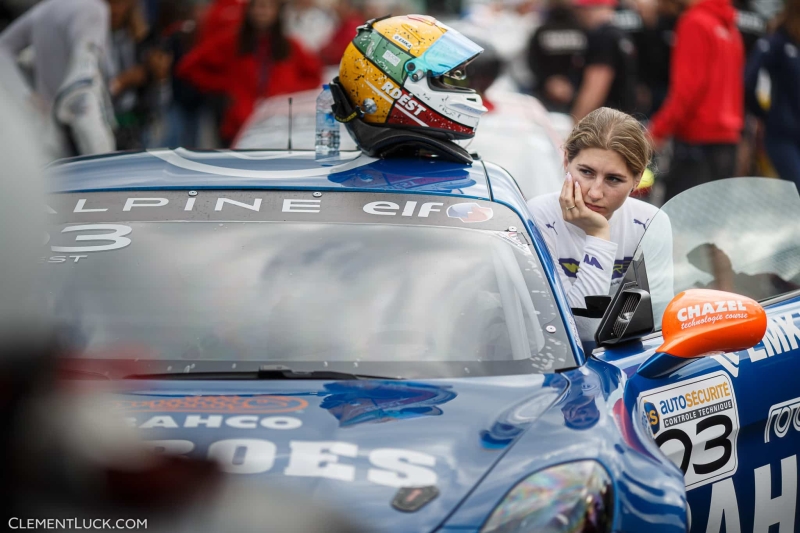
[{"x1": 338, "y1": 15, "x2": 488, "y2": 140}]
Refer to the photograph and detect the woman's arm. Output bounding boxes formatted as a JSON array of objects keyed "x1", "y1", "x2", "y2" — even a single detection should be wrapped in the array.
[
  {"x1": 571, "y1": 27, "x2": 617, "y2": 121},
  {"x1": 572, "y1": 65, "x2": 614, "y2": 122},
  {"x1": 529, "y1": 191, "x2": 617, "y2": 310}
]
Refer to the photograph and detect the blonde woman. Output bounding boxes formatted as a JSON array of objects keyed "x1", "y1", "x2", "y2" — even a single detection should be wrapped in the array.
[{"x1": 528, "y1": 107, "x2": 671, "y2": 312}]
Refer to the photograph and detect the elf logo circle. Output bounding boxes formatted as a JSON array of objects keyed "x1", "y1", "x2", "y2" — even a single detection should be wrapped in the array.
[
  {"x1": 380, "y1": 82, "x2": 427, "y2": 116},
  {"x1": 446, "y1": 203, "x2": 494, "y2": 223}
]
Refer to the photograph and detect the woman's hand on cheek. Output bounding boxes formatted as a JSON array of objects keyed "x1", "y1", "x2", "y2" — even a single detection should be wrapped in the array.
[{"x1": 559, "y1": 173, "x2": 611, "y2": 241}]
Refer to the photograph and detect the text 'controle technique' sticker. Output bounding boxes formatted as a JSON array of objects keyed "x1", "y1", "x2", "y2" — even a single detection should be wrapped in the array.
[{"x1": 639, "y1": 371, "x2": 740, "y2": 490}]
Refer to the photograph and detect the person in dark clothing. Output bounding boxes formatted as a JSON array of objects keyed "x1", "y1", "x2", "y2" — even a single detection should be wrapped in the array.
[
  {"x1": 745, "y1": 0, "x2": 800, "y2": 187},
  {"x1": 571, "y1": 0, "x2": 638, "y2": 120},
  {"x1": 138, "y1": 0, "x2": 205, "y2": 148},
  {"x1": 629, "y1": 0, "x2": 681, "y2": 116},
  {"x1": 527, "y1": 0, "x2": 587, "y2": 112},
  {"x1": 733, "y1": 0, "x2": 767, "y2": 175},
  {"x1": 649, "y1": 0, "x2": 744, "y2": 201},
  {"x1": 734, "y1": 0, "x2": 768, "y2": 55}
]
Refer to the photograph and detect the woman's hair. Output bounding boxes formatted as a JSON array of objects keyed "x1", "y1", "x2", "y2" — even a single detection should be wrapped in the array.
[
  {"x1": 563, "y1": 107, "x2": 653, "y2": 179},
  {"x1": 238, "y1": 0, "x2": 290, "y2": 61},
  {"x1": 779, "y1": 0, "x2": 800, "y2": 44}
]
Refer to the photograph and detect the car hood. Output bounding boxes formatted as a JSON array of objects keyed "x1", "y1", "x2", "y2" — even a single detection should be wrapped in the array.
[{"x1": 115, "y1": 374, "x2": 567, "y2": 532}]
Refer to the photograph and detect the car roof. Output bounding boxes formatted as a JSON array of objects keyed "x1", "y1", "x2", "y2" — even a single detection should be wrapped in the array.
[{"x1": 47, "y1": 149, "x2": 494, "y2": 200}]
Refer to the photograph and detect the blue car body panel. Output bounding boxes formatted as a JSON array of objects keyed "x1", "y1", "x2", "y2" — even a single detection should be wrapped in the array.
[
  {"x1": 48, "y1": 150, "x2": 800, "y2": 533},
  {"x1": 443, "y1": 359, "x2": 686, "y2": 533},
  {"x1": 484, "y1": 161, "x2": 586, "y2": 365},
  {"x1": 598, "y1": 293, "x2": 800, "y2": 533},
  {"x1": 119, "y1": 376, "x2": 566, "y2": 533},
  {"x1": 49, "y1": 149, "x2": 491, "y2": 199}
]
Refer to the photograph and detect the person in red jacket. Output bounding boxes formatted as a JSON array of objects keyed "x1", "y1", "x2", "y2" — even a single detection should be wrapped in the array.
[
  {"x1": 319, "y1": 0, "x2": 363, "y2": 66},
  {"x1": 196, "y1": 0, "x2": 247, "y2": 46},
  {"x1": 648, "y1": 0, "x2": 744, "y2": 201},
  {"x1": 177, "y1": 0, "x2": 322, "y2": 145}
]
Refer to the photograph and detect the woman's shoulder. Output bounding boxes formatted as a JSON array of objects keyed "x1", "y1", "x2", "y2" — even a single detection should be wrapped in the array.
[
  {"x1": 526, "y1": 191, "x2": 560, "y2": 216},
  {"x1": 613, "y1": 196, "x2": 660, "y2": 236},
  {"x1": 623, "y1": 196, "x2": 659, "y2": 218}
]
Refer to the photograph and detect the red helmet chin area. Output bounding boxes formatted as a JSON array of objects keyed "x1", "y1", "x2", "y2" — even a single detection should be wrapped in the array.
[{"x1": 384, "y1": 84, "x2": 475, "y2": 139}]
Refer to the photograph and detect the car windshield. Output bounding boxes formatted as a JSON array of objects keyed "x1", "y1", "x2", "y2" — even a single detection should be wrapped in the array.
[
  {"x1": 634, "y1": 177, "x2": 800, "y2": 330},
  {"x1": 41, "y1": 191, "x2": 574, "y2": 379}
]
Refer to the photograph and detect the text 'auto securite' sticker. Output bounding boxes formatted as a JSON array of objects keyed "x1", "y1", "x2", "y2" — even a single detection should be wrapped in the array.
[{"x1": 639, "y1": 371, "x2": 740, "y2": 490}]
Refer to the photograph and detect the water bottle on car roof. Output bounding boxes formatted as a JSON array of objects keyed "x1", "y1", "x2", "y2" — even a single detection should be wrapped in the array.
[{"x1": 315, "y1": 84, "x2": 340, "y2": 158}]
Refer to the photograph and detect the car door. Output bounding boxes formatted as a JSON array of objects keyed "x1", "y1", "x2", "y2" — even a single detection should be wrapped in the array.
[{"x1": 611, "y1": 178, "x2": 800, "y2": 533}]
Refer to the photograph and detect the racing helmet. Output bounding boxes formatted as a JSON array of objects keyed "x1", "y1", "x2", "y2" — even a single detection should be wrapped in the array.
[{"x1": 337, "y1": 15, "x2": 488, "y2": 141}]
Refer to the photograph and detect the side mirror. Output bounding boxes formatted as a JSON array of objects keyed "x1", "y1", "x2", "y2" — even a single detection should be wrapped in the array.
[
  {"x1": 637, "y1": 289, "x2": 767, "y2": 378},
  {"x1": 595, "y1": 289, "x2": 653, "y2": 345},
  {"x1": 595, "y1": 248, "x2": 654, "y2": 347},
  {"x1": 571, "y1": 295, "x2": 612, "y2": 319}
]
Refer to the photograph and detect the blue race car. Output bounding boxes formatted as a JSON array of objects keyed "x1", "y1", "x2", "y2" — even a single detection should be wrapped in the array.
[{"x1": 44, "y1": 148, "x2": 800, "y2": 533}]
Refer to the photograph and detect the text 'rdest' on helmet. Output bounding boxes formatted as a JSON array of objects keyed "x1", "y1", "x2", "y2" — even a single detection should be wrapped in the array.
[{"x1": 329, "y1": 15, "x2": 489, "y2": 164}]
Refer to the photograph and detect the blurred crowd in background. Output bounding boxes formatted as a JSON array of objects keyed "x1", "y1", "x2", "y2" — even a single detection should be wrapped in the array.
[
  {"x1": 0, "y1": 0, "x2": 797, "y2": 525},
  {"x1": 0, "y1": 0, "x2": 798, "y2": 198}
]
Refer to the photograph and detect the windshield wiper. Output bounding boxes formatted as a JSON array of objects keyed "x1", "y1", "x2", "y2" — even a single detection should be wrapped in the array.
[{"x1": 127, "y1": 364, "x2": 400, "y2": 381}]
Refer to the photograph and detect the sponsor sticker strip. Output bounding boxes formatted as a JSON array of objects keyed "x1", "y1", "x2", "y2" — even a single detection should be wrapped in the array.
[
  {"x1": 48, "y1": 192, "x2": 512, "y2": 228},
  {"x1": 639, "y1": 371, "x2": 740, "y2": 490},
  {"x1": 765, "y1": 396, "x2": 800, "y2": 443}
]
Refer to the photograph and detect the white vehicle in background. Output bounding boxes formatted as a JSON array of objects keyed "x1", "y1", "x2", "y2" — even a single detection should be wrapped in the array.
[
  {"x1": 234, "y1": 88, "x2": 569, "y2": 199},
  {"x1": 234, "y1": 90, "x2": 358, "y2": 152},
  {"x1": 467, "y1": 85, "x2": 568, "y2": 198}
]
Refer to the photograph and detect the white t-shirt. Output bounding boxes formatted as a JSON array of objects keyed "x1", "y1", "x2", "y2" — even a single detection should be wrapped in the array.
[{"x1": 527, "y1": 192, "x2": 672, "y2": 312}]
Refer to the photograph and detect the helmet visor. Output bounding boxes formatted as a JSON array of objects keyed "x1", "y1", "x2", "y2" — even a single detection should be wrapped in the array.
[{"x1": 416, "y1": 30, "x2": 484, "y2": 78}]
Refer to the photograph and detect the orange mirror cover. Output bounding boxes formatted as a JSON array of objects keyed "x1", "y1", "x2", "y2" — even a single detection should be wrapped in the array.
[{"x1": 657, "y1": 289, "x2": 767, "y2": 359}]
